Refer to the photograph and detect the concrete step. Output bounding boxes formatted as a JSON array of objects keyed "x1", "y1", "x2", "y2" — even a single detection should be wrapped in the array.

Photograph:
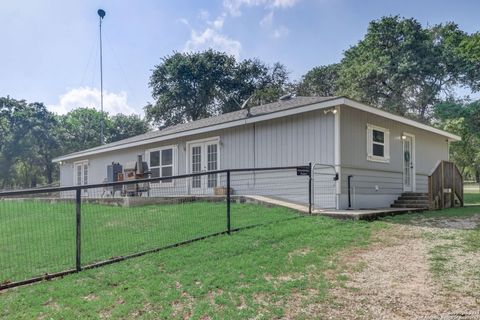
[
  {"x1": 391, "y1": 192, "x2": 431, "y2": 210},
  {"x1": 394, "y1": 199, "x2": 430, "y2": 205},
  {"x1": 401, "y1": 192, "x2": 429, "y2": 197},
  {"x1": 391, "y1": 203, "x2": 429, "y2": 208},
  {"x1": 398, "y1": 196, "x2": 429, "y2": 201}
]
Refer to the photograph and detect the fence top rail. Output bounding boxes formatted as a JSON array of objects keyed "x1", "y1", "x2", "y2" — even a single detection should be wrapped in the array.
[{"x1": 0, "y1": 165, "x2": 307, "y2": 197}]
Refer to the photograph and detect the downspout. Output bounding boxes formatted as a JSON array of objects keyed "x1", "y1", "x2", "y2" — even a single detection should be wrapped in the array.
[
  {"x1": 253, "y1": 121, "x2": 256, "y2": 187},
  {"x1": 334, "y1": 105, "x2": 341, "y2": 209},
  {"x1": 253, "y1": 123, "x2": 256, "y2": 169},
  {"x1": 347, "y1": 175, "x2": 353, "y2": 209}
]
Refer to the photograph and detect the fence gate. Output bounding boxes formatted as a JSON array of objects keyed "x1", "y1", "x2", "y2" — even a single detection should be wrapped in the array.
[{"x1": 312, "y1": 163, "x2": 337, "y2": 209}]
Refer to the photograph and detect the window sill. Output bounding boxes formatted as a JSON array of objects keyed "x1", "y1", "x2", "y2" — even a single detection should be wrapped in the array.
[
  {"x1": 149, "y1": 181, "x2": 175, "y2": 187},
  {"x1": 367, "y1": 156, "x2": 390, "y2": 163}
]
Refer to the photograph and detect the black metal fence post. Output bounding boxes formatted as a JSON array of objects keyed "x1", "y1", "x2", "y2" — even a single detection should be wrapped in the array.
[
  {"x1": 75, "y1": 188, "x2": 82, "y2": 272},
  {"x1": 309, "y1": 162, "x2": 312, "y2": 214},
  {"x1": 226, "y1": 170, "x2": 231, "y2": 234}
]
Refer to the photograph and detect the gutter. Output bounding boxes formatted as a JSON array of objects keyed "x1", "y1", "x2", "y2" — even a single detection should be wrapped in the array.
[
  {"x1": 53, "y1": 97, "x2": 461, "y2": 163},
  {"x1": 53, "y1": 98, "x2": 342, "y2": 162}
]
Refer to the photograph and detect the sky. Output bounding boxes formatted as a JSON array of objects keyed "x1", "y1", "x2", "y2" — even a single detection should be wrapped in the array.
[{"x1": 1, "y1": 0, "x2": 479, "y2": 116}]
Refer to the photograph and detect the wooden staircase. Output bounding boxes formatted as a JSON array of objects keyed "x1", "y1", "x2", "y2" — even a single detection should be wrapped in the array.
[
  {"x1": 390, "y1": 161, "x2": 464, "y2": 210},
  {"x1": 428, "y1": 160, "x2": 464, "y2": 210},
  {"x1": 391, "y1": 192, "x2": 430, "y2": 209}
]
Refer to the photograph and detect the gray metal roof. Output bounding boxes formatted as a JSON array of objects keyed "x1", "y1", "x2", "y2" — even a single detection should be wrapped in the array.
[{"x1": 56, "y1": 96, "x2": 337, "y2": 160}]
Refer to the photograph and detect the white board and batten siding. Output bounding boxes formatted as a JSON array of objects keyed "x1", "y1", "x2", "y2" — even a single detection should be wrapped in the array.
[
  {"x1": 338, "y1": 105, "x2": 449, "y2": 209},
  {"x1": 58, "y1": 101, "x2": 453, "y2": 210},
  {"x1": 246, "y1": 110, "x2": 335, "y2": 205},
  {"x1": 59, "y1": 108, "x2": 336, "y2": 206}
]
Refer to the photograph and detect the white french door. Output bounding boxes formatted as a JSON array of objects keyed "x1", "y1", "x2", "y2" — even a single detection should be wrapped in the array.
[
  {"x1": 188, "y1": 139, "x2": 219, "y2": 194},
  {"x1": 74, "y1": 161, "x2": 88, "y2": 186},
  {"x1": 402, "y1": 134, "x2": 415, "y2": 192}
]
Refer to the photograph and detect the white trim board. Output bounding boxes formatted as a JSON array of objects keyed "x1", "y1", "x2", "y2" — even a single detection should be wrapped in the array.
[
  {"x1": 53, "y1": 97, "x2": 461, "y2": 162},
  {"x1": 343, "y1": 98, "x2": 460, "y2": 141}
]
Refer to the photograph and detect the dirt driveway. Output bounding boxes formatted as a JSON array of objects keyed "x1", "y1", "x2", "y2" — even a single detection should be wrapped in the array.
[{"x1": 318, "y1": 215, "x2": 480, "y2": 319}]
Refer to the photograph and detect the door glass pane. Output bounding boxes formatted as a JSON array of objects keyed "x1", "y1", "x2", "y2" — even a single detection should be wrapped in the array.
[
  {"x1": 76, "y1": 165, "x2": 82, "y2": 186},
  {"x1": 208, "y1": 174, "x2": 217, "y2": 188},
  {"x1": 207, "y1": 144, "x2": 217, "y2": 171},
  {"x1": 404, "y1": 140, "x2": 411, "y2": 186},
  {"x1": 191, "y1": 146, "x2": 202, "y2": 173},
  {"x1": 150, "y1": 151, "x2": 160, "y2": 167},
  {"x1": 161, "y1": 149, "x2": 172, "y2": 166},
  {"x1": 83, "y1": 164, "x2": 88, "y2": 185},
  {"x1": 207, "y1": 144, "x2": 218, "y2": 188},
  {"x1": 191, "y1": 146, "x2": 202, "y2": 188},
  {"x1": 192, "y1": 176, "x2": 201, "y2": 188}
]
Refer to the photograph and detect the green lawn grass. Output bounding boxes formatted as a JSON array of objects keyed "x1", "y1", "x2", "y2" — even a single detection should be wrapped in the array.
[
  {"x1": 464, "y1": 193, "x2": 480, "y2": 205},
  {"x1": 463, "y1": 183, "x2": 480, "y2": 205},
  {"x1": 0, "y1": 207, "x2": 380, "y2": 319},
  {"x1": 2, "y1": 200, "x2": 478, "y2": 319},
  {"x1": 0, "y1": 200, "x2": 295, "y2": 284}
]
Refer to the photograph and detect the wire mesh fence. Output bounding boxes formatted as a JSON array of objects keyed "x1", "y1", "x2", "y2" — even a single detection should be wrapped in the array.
[
  {"x1": 463, "y1": 181, "x2": 480, "y2": 205},
  {"x1": 464, "y1": 181, "x2": 480, "y2": 193},
  {"x1": 312, "y1": 164, "x2": 338, "y2": 209},
  {"x1": 0, "y1": 165, "x2": 319, "y2": 290},
  {"x1": 0, "y1": 196, "x2": 76, "y2": 284}
]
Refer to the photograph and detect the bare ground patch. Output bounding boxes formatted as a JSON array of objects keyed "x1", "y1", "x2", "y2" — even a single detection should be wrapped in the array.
[
  {"x1": 315, "y1": 223, "x2": 480, "y2": 319},
  {"x1": 407, "y1": 214, "x2": 480, "y2": 230},
  {"x1": 423, "y1": 228, "x2": 480, "y2": 299}
]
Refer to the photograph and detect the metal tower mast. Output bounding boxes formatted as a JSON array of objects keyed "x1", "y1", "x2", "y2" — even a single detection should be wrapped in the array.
[{"x1": 98, "y1": 9, "x2": 106, "y2": 144}]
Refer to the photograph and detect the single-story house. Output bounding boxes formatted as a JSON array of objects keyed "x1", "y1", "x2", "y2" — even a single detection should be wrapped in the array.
[{"x1": 52, "y1": 96, "x2": 460, "y2": 209}]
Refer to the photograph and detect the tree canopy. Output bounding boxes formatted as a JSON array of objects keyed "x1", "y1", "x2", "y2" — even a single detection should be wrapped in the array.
[
  {"x1": 0, "y1": 99, "x2": 149, "y2": 189},
  {"x1": 335, "y1": 17, "x2": 475, "y2": 121},
  {"x1": 434, "y1": 100, "x2": 480, "y2": 179},
  {"x1": 296, "y1": 64, "x2": 339, "y2": 97},
  {"x1": 1, "y1": 15, "x2": 479, "y2": 188},
  {"x1": 0, "y1": 98, "x2": 60, "y2": 187},
  {"x1": 145, "y1": 50, "x2": 291, "y2": 128}
]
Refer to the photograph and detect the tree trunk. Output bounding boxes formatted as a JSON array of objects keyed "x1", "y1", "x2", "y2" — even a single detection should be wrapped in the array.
[{"x1": 45, "y1": 157, "x2": 54, "y2": 185}]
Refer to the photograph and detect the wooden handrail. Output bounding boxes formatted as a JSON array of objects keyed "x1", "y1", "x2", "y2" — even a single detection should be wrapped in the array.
[{"x1": 428, "y1": 160, "x2": 464, "y2": 210}]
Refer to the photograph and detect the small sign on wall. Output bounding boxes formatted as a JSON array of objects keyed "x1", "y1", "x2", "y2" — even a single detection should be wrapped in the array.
[{"x1": 296, "y1": 166, "x2": 311, "y2": 176}]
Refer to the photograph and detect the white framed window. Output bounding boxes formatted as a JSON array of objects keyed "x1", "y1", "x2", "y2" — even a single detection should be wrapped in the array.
[
  {"x1": 146, "y1": 145, "x2": 177, "y2": 185},
  {"x1": 73, "y1": 160, "x2": 89, "y2": 185},
  {"x1": 367, "y1": 124, "x2": 390, "y2": 163}
]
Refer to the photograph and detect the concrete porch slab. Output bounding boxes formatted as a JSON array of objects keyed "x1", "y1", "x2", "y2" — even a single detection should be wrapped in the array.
[
  {"x1": 314, "y1": 207, "x2": 426, "y2": 220},
  {"x1": 242, "y1": 195, "x2": 311, "y2": 213},
  {"x1": 2, "y1": 194, "x2": 426, "y2": 219},
  {"x1": 243, "y1": 195, "x2": 426, "y2": 220}
]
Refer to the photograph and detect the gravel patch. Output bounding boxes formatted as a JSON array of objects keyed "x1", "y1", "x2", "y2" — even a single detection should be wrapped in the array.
[
  {"x1": 406, "y1": 214, "x2": 480, "y2": 230},
  {"x1": 316, "y1": 222, "x2": 480, "y2": 319}
]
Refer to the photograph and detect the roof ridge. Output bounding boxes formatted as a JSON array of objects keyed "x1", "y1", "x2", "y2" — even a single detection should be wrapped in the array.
[{"x1": 55, "y1": 96, "x2": 336, "y2": 159}]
